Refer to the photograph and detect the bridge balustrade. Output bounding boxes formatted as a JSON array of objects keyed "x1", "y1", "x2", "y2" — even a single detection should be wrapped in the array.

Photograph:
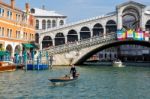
[{"x1": 41, "y1": 33, "x2": 117, "y2": 56}]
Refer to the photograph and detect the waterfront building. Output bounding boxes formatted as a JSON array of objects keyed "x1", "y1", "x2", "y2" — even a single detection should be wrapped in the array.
[
  {"x1": 0, "y1": 0, "x2": 35, "y2": 59},
  {"x1": 30, "y1": 7, "x2": 67, "y2": 48}
]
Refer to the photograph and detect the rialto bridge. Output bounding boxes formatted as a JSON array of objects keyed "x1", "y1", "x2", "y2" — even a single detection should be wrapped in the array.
[{"x1": 37, "y1": 1, "x2": 150, "y2": 66}]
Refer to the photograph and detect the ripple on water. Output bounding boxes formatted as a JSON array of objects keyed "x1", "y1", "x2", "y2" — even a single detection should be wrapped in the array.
[{"x1": 0, "y1": 66, "x2": 150, "y2": 98}]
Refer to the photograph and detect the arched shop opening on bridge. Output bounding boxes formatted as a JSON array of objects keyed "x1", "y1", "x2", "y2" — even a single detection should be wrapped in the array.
[
  {"x1": 67, "y1": 30, "x2": 78, "y2": 43},
  {"x1": 106, "y1": 20, "x2": 117, "y2": 34},
  {"x1": 55, "y1": 33, "x2": 65, "y2": 46},
  {"x1": 80, "y1": 27, "x2": 91, "y2": 40},
  {"x1": 93, "y1": 23, "x2": 104, "y2": 37},
  {"x1": 42, "y1": 36, "x2": 53, "y2": 49}
]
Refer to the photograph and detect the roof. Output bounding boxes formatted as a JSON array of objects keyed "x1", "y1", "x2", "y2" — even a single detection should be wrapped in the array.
[
  {"x1": 31, "y1": 8, "x2": 67, "y2": 18},
  {"x1": 117, "y1": 1, "x2": 146, "y2": 9},
  {"x1": 145, "y1": 6, "x2": 150, "y2": 15}
]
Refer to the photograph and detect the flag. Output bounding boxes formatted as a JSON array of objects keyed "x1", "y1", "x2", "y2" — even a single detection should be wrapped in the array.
[
  {"x1": 144, "y1": 31, "x2": 150, "y2": 37},
  {"x1": 127, "y1": 29, "x2": 134, "y2": 38},
  {"x1": 117, "y1": 30, "x2": 124, "y2": 40}
]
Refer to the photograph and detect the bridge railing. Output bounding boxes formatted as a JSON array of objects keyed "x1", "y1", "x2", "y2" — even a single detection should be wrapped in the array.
[{"x1": 41, "y1": 32, "x2": 117, "y2": 56}]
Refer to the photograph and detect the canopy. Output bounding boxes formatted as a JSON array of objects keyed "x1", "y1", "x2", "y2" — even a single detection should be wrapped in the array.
[
  {"x1": 22, "y1": 43, "x2": 37, "y2": 49},
  {"x1": 0, "y1": 51, "x2": 9, "y2": 56}
]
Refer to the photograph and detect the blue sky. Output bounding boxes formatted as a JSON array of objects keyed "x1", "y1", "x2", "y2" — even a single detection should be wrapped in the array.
[{"x1": 4, "y1": 0, "x2": 150, "y2": 23}]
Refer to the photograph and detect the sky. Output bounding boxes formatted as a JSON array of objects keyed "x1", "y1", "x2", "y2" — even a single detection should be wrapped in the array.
[{"x1": 4, "y1": 0, "x2": 150, "y2": 23}]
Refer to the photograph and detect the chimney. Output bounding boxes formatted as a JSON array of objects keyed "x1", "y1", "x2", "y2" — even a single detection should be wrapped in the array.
[
  {"x1": 25, "y1": 3, "x2": 30, "y2": 13},
  {"x1": 11, "y1": 0, "x2": 15, "y2": 9}
]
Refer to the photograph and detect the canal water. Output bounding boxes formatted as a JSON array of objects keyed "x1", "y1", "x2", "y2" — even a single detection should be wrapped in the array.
[{"x1": 0, "y1": 66, "x2": 150, "y2": 99}]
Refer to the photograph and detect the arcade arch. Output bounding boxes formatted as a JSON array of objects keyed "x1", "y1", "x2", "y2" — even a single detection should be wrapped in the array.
[
  {"x1": 93, "y1": 23, "x2": 104, "y2": 37},
  {"x1": 55, "y1": 33, "x2": 65, "y2": 46},
  {"x1": 145, "y1": 20, "x2": 150, "y2": 31},
  {"x1": 106, "y1": 20, "x2": 117, "y2": 34},
  {"x1": 80, "y1": 27, "x2": 91, "y2": 40},
  {"x1": 42, "y1": 36, "x2": 53, "y2": 48},
  {"x1": 67, "y1": 30, "x2": 78, "y2": 43}
]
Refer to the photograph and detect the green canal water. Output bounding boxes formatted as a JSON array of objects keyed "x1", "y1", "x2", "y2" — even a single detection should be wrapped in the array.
[{"x1": 0, "y1": 66, "x2": 150, "y2": 99}]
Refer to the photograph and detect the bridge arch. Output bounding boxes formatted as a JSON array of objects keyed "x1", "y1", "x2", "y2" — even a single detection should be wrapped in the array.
[
  {"x1": 106, "y1": 20, "x2": 117, "y2": 34},
  {"x1": 75, "y1": 40, "x2": 150, "y2": 65},
  {"x1": 93, "y1": 23, "x2": 104, "y2": 37},
  {"x1": 42, "y1": 36, "x2": 53, "y2": 48},
  {"x1": 67, "y1": 29, "x2": 78, "y2": 43},
  {"x1": 80, "y1": 27, "x2": 91, "y2": 40},
  {"x1": 55, "y1": 33, "x2": 65, "y2": 46},
  {"x1": 145, "y1": 20, "x2": 150, "y2": 31}
]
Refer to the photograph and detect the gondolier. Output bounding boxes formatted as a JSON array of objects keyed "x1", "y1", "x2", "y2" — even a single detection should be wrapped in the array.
[{"x1": 70, "y1": 64, "x2": 77, "y2": 78}]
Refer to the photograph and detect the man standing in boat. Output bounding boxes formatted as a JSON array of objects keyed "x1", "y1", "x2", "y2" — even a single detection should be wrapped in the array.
[{"x1": 70, "y1": 64, "x2": 77, "y2": 78}]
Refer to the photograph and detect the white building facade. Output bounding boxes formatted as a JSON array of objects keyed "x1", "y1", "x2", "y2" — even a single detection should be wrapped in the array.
[{"x1": 30, "y1": 8, "x2": 67, "y2": 46}]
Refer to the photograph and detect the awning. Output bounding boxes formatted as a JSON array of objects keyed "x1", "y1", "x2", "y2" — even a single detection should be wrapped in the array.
[
  {"x1": 22, "y1": 43, "x2": 38, "y2": 49},
  {"x1": 0, "y1": 51, "x2": 9, "y2": 56}
]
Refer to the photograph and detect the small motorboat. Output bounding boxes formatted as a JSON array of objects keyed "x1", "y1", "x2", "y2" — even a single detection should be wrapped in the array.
[
  {"x1": 112, "y1": 60, "x2": 124, "y2": 67},
  {"x1": 0, "y1": 61, "x2": 16, "y2": 72},
  {"x1": 49, "y1": 74, "x2": 79, "y2": 85}
]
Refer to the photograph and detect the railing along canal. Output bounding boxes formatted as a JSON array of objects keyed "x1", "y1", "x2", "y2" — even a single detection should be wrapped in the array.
[{"x1": 41, "y1": 33, "x2": 117, "y2": 56}]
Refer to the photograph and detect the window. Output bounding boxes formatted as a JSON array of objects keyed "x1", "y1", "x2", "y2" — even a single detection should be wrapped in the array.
[
  {"x1": 16, "y1": 14, "x2": 20, "y2": 21},
  {"x1": 0, "y1": 8, "x2": 4, "y2": 17},
  {"x1": 59, "y1": 20, "x2": 64, "y2": 26},
  {"x1": 42, "y1": 20, "x2": 46, "y2": 29},
  {"x1": 2, "y1": 28, "x2": 4, "y2": 36},
  {"x1": 7, "y1": 11, "x2": 12, "y2": 19},
  {"x1": 36, "y1": 20, "x2": 39, "y2": 29},
  {"x1": 47, "y1": 20, "x2": 51, "y2": 29},
  {"x1": 52, "y1": 20, "x2": 56, "y2": 27}
]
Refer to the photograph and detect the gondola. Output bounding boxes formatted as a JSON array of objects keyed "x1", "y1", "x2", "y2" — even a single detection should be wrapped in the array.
[{"x1": 48, "y1": 74, "x2": 79, "y2": 84}]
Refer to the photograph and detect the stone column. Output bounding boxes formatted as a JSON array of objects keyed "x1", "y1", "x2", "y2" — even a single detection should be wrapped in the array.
[
  {"x1": 52, "y1": 39, "x2": 55, "y2": 46},
  {"x1": 117, "y1": 9, "x2": 122, "y2": 30},
  {"x1": 39, "y1": 19, "x2": 42, "y2": 30},
  {"x1": 103, "y1": 26, "x2": 106, "y2": 39},
  {"x1": 90, "y1": 28, "x2": 93, "y2": 38},
  {"x1": 65, "y1": 35, "x2": 67, "y2": 44}
]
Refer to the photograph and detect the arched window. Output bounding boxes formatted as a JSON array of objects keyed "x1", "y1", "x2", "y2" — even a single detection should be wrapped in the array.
[
  {"x1": 36, "y1": 20, "x2": 39, "y2": 29},
  {"x1": 35, "y1": 33, "x2": 39, "y2": 43},
  {"x1": 42, "y1": 20, "x2": 46, "y2": 29},
  {"x1": 30, "y1": 8, "x2": 35, "y2": 13},
  {"x1": 52, "y1": 20, "x2": 56, "y2": 28},
  {"x1": 59, "y1": 20, "x2": 64, "y2": 26},
  {"x1": 47, "y1": 20, "x2": 51, "y2": 29}
]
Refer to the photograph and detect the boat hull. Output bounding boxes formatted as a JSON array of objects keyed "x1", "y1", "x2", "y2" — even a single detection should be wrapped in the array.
[
  {"x1": 0, "y1": 62, "x2": 16, "y2": 72},
  {"x1": 49, "y1": 74, "x2": 79, "y2": 84}
]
